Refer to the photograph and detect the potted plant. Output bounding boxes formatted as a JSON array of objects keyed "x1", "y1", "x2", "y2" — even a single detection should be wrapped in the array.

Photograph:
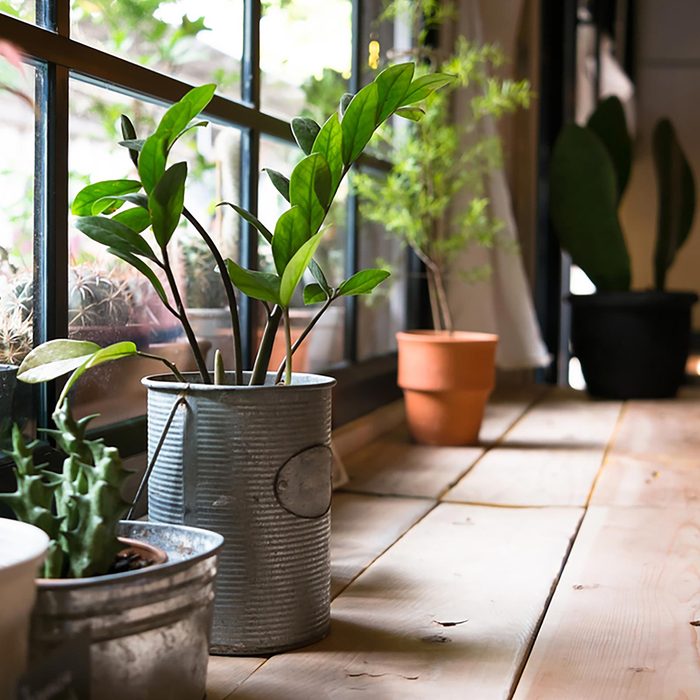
[
  {"x1": 354, "y1": 29, "x2": 532, "y2": 445},
  {"x1": 19, "y1": 67, "x2": 453, "y2": 654},
  {"x1": 1, "y1": 344, "x2": 223, "y2": 699},
  {"x1": 550, "y1": 96, "x2": 697, "y2": 398}
]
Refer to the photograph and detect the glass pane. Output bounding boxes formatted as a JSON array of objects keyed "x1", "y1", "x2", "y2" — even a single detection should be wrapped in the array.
[
  {"x1": 357, "y1": 219, "x2": 406, "y2": 360},
  {"x1": 0, "y1": 0, "x2": 35, "y2": 23},
  {"x1": 71, "y1": 0, "x2": 244, "y2": 101},
  {"x1": 69, "y1": 79, "x2": 241, "y2": 426},
  {"x1": 260, "y1": 0, "x2": 352, "y2": 121},
  {"x1": 257, "y1": 136, "x2": 346, "y2": 374}
]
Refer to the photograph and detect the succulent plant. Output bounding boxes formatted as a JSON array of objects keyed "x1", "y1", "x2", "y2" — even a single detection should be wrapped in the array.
[{"x1": 69, "y1": 269, "x2": 133, "y2": 327}]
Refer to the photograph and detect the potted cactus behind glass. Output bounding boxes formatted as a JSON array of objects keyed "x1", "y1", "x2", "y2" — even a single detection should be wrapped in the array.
[{"x1": 550, "y1": 96, "x2": 697, "y2": 398}]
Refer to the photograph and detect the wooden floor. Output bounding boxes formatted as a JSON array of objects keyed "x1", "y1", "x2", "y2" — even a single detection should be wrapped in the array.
[{"x1": 206, "y1": 387, "x2": 700, "y2": 699}]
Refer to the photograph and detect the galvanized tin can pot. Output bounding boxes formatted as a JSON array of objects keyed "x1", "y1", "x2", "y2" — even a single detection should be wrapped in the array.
[
  {"x1": 143, "y1": 371, "x2": 335, "y2": 655},
  {"x1": 30, "y1": 520, "x2": 223, "y2": 700}
]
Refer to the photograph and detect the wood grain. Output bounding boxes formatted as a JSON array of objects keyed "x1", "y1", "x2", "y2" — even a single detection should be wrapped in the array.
[
  {"x1": 514, "y1": 506, "x2": 700, "y2": 699},
  {"x1": 207, "y1": 657, "x2": 264, "y2": 700},
  {"x1": 228, "y1": 504, "x2": 582, "y2": 699}
]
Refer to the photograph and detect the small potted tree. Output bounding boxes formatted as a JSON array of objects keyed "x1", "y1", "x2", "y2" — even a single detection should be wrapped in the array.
[
  {"x1": 354, "y1": 35, "x2": 532, "y2": 446},
  {"x1": 19, "y1": 66, "x2": 453, "y2": 655},
  {"x1": 550, "y1": 96, "x2": 697, "y2": 398}
]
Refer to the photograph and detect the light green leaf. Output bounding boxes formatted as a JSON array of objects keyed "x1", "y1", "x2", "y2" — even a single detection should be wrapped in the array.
[
  {"x1": 217, "y1": 201, "x2": 273, "y2": 243},
  {"x1": 17, "y1": 339, "x2": 101, "y2": 384},
  {"x1": 111, "y1": 207, "x2": 151, "y2": 233},
  {"x1": 138, "y1": 133, "x2": 168, "y2": 194},
  {"x1": 375, "y1": 62, "x2": 415, "y2": 124},
  {"x1": 264, "y1": 168, "x2": 290, "y2": 202},
  {"x1": 279, "y1": 231, "x2": 324, "y2": 307},
  {"x1": 395, "y1": 106, "x2": 425, "y2": 122},
  {"x1": 107, "y1": 247, "x2": 167, "y2": 304},
  {"x1": 291, "y1": 117, "x2": 321, "y2": 155},
  {"x1": 149, "y1": 161, "x2": 187, "y2": 248},
  {"x1": 225, "y1": 259, "x2": 280, "y2": 304},
  {"x1": 337, "y1": 268, "x2": 390, "y2": 296},
  {"x1": 341, "y1": 82, "x2": 379, "y2": 164},
  {"x1": 289, "y1": 153, "x2": 331, "y2": 232},
  {"x1": 312, "y1": 112, "x2": 344, "y2": 194},
  {"x1": 155, "y1": 84, "x2": 216, "y2": 147},
  {"x1": 168, "y1": 120, "x2": 209, "y2": 152},
  {"x1": 400, "y1": 73, "x2": 456, "y2": 106},
  {"x1": 303, "y1": 283, "x2": 328, "y2": 305},
  {"x1": 72, "y1": 180, "x2": 141, "y2": 216},
  {"x1": 271, "y1": 206, "x2": 309, "y2": 274},
  {"x1": 75, "y1": 216, "x2": 158, "y2": 261},
  {"x1": 63, "y1": 341, "x2": 138, "y2": 400}
]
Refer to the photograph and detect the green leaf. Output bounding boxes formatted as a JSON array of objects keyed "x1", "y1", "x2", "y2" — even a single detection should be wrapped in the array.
[
  {"x1": 17, "y1": 339, "x2": 101, "y2": 384},
  {"x1": 279, "y1": 231, "x2": 324, "y2": 307},
  {"x1": 309, "y1": 259, "x2": 331, "y2": 294},
  {"x1": 291, "y1": 117, "x2": 321, "y2": 155},
  {"x1": 75, "y1": 216, "x2": 158, "y2": 262},
  {"x1": 149, "y1": 161, "x2": 187, "y2": 248},
  {"x1": 111, "y1": 207, "x2": 151, "y2": 233},
  {"x1": 72, "y1": 180, "x2": 141, "y2": 216},
  {"x1": 341, "y1": 82, "x2": 379, "y2": 164},
  {"x1": 303, "y1": 283, "x2": 328, "y2": 305},
  {"x1": 217, "y1": 201, "x2": 273, "y2": 243},
  {"x1": 155, "y1": 84, "x2": 216, "y2": 147},
  {"x1": 271, "y1": 206, "x2": 309, "y2": 274},
  {"x1": 264, "y1": 168, "x2": 290, "y2": 202},
  {"x1": 339, "y1": 93, "x2": 353, "y2": 116},
  {"x1": 225, "y1": 259, "x2": 280, "y2": 304},
  {"x1": 312, "y1": 112, "x2": 344, "y2": 194},
  {"x1": 395, "y1": 107, "x2": 425, "y2": 122},
  {"x1": 95, "y1": 192, "x2": 149, "y2": 210},
  {"x1": 118, "y1": 138, "x2": 145, "y2": 153},
  {"x1": 138, "y1": 133, "x2": 168, "y2": 194},
  {"x1": 375, "y1": 62, "x2": 415, "y2": 124},
  {"x1": 64, "y1": 341, "x2": 138, "y2": 399},
  {"x1": 107, "y1": 247, "x2": 167, "y2": 304},
  {"x1": 400, "y1": 73, "x2": 455, "y2": 106},
  {"x1": 168, "y1": 120, "x2": 208, "y2": 152},
  {"x1": 120, "y1": 115, "x2": 140, "y2": 167},
  {"x1": 289, "y1": 153, "x2": 331, "y2": 231},
  {"x1": 337, "y1": 268, "x2": 390, "y2": 296}
]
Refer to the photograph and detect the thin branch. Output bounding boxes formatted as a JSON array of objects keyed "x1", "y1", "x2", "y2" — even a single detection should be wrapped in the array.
[
  {"x1": 136, "y1": 351, "x2": 187, "y2": 382},
  {"x1": 250, "y1": 305, "x2": 283, "y2": 385},
  {"x1": 283, "y1": 307, "x2": 292, "y2": 385}
]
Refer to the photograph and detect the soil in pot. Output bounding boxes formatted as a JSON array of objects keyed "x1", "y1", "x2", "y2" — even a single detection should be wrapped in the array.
[{"x1": 397, "y1": 330, "x2": 498, "y2": 446}]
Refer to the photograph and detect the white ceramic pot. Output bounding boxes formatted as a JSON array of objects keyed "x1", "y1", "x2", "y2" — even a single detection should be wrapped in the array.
[{"x1": 0, "y1": 518, "x2": 48, "y2": 699}]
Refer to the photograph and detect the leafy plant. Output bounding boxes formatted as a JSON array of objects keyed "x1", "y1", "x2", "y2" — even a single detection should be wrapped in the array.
[
  {"x1": 549, "y1": 95, "x2": 696, "y2": 292},
  {"x1": 353, "y1": 5, "x2": 532, "y2": 334}
]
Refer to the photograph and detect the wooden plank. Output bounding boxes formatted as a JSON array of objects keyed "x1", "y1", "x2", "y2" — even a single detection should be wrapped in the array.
[
  {"x1": 330, "y1": 493, "x2": 433, "y2": 597},
  {"x1": 514, "y1": 505, "x2": 700, "y2": 699},
  {"x1": 478, "y1": 385, "x2": 545, "y2": 444},
  {"x1": 443, "y1": 446, "x2": 604, "y2": 507},
  {"x1": 207, "y1": 657, "x2": 264, "y2": 700},
  {"x1": 229, "y1": 504, "x2": 582, "y2": 699}
]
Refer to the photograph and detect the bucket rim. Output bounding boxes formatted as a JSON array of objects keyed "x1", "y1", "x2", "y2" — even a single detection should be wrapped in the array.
[{"x1": 142, "y1": 370, "x2": 337, "y2": 392}]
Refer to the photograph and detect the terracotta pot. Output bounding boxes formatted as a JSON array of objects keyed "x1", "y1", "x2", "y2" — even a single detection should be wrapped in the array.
[{"x1": 396, "y1": 330, "x2": 498, "y2": 446}]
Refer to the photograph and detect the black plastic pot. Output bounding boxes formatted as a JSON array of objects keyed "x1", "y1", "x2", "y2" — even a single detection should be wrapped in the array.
[
  {"x1": 0, "y1": 364, "x2": 18, "y2": 424},
  {"x1": 569, "y1": 291, "x2": 698, "y2": 399}
]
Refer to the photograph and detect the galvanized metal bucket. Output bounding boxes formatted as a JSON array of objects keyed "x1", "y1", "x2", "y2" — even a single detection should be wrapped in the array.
[
  {"x1": 143, "y1": 371, "x2": 335, "y2": 655},
  {"x1": 30, "y1": 520, "x2": 223, "y2": 700}
]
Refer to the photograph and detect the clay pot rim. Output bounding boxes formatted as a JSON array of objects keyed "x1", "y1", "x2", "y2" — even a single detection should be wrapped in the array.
[{"x1": 396, "y1": 330, "x2": 498, "y2": 345}]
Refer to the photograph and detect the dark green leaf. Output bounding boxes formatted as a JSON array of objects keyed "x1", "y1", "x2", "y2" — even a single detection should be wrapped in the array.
[
  {"x1": 337, "y1": 268, "x2": 390, "y2": 296},
  {"x1": 303, "y1": 283, "x2": 328, "y2": 305},
  {"x1": 138, "y1": 133, "x2": 168, "y2": 194},
  {"x1": 271, "y1": 206, "x2": 309, "y2": 274},
  {"x1": 149, "y1": 161, "x2": 187, "y2": 248},
  {"x1": 155, "y1": 84, "x2": 216, "y2": 147},
  {"x1": 75, "y1": 215, "x2": 158, "y2": 261},
  {"x1": 120, "y1": 115, "x2": 140, "y2": 167},
  {"x1": 217, "y1": 201, "x2": 272, "y2": 243},
  {"x1": 341, "y1": 82, "x2": 379, "y2": 164},
  {"x1": 17, "y1": 339, "x2": 101, "y2": 384},
  {"x1": 395, "y1": 107, "x2": 425, "y2": 121},
  {"x1": 291, "y1": 117, "x2": 321, "y2": 155},
  {"x1": 312, "y1": 112, "x2": 344, "y2": 194},
  {"x1": 289, "y1": 153, "x2": 331, "y2": 231},
  {"x1": 339, "y1": 93, "x2": 353, "y2": 116},
  {"x1": 107, "y1": 247, "x2": 167, "y2": 304},
  {"x1": 112, "y1": 207, "x2": 151, "y2": 233},
  {"x1": 225, "y1": 259, "x2": 280, "y2": 304},
  {"x1": 375, "y1": 63, "x2": 414, "y2": 124},
  {"x1": 400, "y1": 73, "x2": 455, "y2": 106},
  {"x1": 279, "y1": 231, "x2": 324, "y2": 307},
  {"x1": 264, "y1": 168, "x2": 290, "y2": 202},
  {"x1": 72, "y1": 180, "x2": 141, "y2": 216},
  {"x1": 309, "y1": 259, "x2": 331, "y2": 294}
]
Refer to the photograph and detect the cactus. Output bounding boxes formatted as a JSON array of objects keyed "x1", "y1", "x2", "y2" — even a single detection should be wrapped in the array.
[
  {"x1": 1, "y1": 402, "x2": 133, "y2": 578},
  {"x1": 68, "y1": 270, "x2": 132, "y2": 328}
]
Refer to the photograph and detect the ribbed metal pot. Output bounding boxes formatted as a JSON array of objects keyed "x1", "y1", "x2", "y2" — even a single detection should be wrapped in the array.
[
  {"x1": 143, "y1": 371, "x2": 336, "y2": 655},
  {"x1": 30, "y1": 520, "x2": 223, "y2": 700}
]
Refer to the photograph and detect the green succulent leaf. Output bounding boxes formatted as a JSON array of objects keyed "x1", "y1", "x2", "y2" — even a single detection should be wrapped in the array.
[
  {"x1": 264, "y1": 168, "x2": 290, "y2": 202},
  {"x1": 289, "y1": 153, "x2": 331, "y2": 231},
  {"x1": 17, "y1": 339, "x2": 101, "y2": 384},
  {"x1": 111, "y1": 207, "x2": 151, "y2": 233},
  {"x1": 72, "y1": 180, "x2": 141, "y2": 216},
  {"x1": 63, "y1": 342, "x2": 138, "y2": 401},
  {"x1": 217, "y1": 202, "x2": 273, "y2": 243},
  {"x1": 155, "y1": 83, "x2": 216, "y2": 148},
  {"x1": 337, "y1": 268, "x2": 390, "y2": 296},
  {"x1": 303, "y1": 283, "x2": 328, "y2": 305},
  {"x1": 225, "y1": 259, "x2": 280, "y2": 304},
  {"x1": 341, "y1": 82, "x2": 379, "y2": 164},
  {"x1": 138, "y1": 133, "x2": 168, "y2": 194},
  {"x1": 279, "y1": 231, "x2": 324, "y2": 307},
  {"x1": 120, "y1": 114, "x2": 140, "y2": 167},
  {"x1": 271, "y1": 205, "x2": 309, "y2": 274},
  {"x1": 291, "y1": 117, "x2": 321, "y2": 155},
  {"x1": 312, "y1": 112, "x2": 344, "y2": 194},
  {"x1": 339, "y1": 93, "x2": 353, "y2": 116},
  {"x1": 75, "y1": 215, "x2": 158, "y2": 262},
  {"x1": 149, "y1": 161, "x2": 187, "y2": 248},
  {"x1": 400, "y1": 73, "x2": 456, "y2": 106},
  {"x1": 169, "y1": 120, "x2": 209, "y2": 151},
  {"x1": 375, "y1": 62, "x2": 415, "y2": 124},
  {"x1": 107, "y1": 247, "x2": 167, "y2": 304},
  {"x1": 395, "y1": 107, "x2": 425, "y2": 122}
]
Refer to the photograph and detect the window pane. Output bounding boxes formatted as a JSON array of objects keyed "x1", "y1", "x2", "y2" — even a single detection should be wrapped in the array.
[
  {"x1": 69, "y1": 79, "x2": 241, "y2": 426},
  {"x1": 0, "y1": 62, "x2": 35, "y2": 430},
  {"x1": 258, "y1": 136, "x2": 346, "y2": 374},
  {"x1": 0, "y1": 1, "x2": 35, "y2": 23},
  {"x1": 71, "y1": 0, "x2": 244, "y2": 101},
  {"x1": 260, "y1": 0, "x2": 352, "y2": 121},
  {"x1": 357, "y1": 219, "x2": 406, "y2": 360}
]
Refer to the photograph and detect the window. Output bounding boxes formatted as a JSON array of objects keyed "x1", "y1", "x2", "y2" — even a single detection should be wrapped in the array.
[{"x1": 0, "y1": 0, "x2": 412, "y2": 452}]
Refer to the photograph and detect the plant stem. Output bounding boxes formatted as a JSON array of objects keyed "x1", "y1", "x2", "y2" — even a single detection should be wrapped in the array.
[
  {"x1": 425, "y1": 266, "x2": 444, "y2": 332},
  {"x1": 275, "y1": 296, "x2": 334, "y2": 384},
  {"x1": 136, "y1": 351, "x2": 187, "y2": 382},
  {"x1": 183, "y1": 206, "x2": 243, "y2": 385},
  {"x1": 432, "y1": 265, "x2": 454, "y2": 334},
  {"x1": 283, "y1": 307, "x2": 292, "y2": 385},
  {"x1": 161, "y1": 246, "x2": 211, "y2": 383},
  {"x1": 250, "y1": 306, "x2": 283, "y2": 385}
]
